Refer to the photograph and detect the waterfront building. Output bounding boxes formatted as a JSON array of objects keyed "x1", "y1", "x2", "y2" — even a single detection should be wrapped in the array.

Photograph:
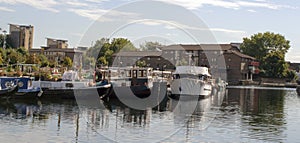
[
  {"x1": 29, "y1": 38, "x2": 83, "y2": 69},
  {"x1": 112, "y1": 43, "x2": 259, "y2": 85},
  {"x1": 46, "y1": 38, "x2": 68, "y2": 49},
  {"x1": 8, "y1": 24, "x2": 34, "y2": 50}
]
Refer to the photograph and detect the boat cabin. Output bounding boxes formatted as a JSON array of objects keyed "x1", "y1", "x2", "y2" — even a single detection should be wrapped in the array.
[
  {"x1": 172, "y1": 66, "x2": 211, "y2": 81},
  {"x1": 100, "y1": 67, "x2": 153, "y2": 87}
]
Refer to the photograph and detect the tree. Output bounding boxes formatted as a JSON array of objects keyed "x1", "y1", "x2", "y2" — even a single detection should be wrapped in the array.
[
  {"x1": 38, "y1": 54, "x2": 49, "y2": 67},
  {"x1": 140, "y1": 41, "x2": 163, "y2": 51},
  {"x1": 63, "y1": 57, "x2": 73, "y2": 69},
  {"x1": 241, "y1": 32, "x2": 290, "y2": 61},
  {"x1": 86, "y1": 37, "x2": 137, "y2": 66},
  {"x1": 262, "y1": 51, "x2": 288, "y2": 78},
  {"x1": 25, "y1": 53, "x2": 40, "y2": 64},
  {"x1": 0, "y1": 34, "x2": 11, "y2": 49},
  {"x1": 110, "y1": 38, "x2": 136, "y2": 52},
  {"x1": 241, "y1": 32, "x2": 290, "y2": 78},
  {"x1": 136, "y1": 60, "x2": 146, "y2": 67},
  {"x1": 0, "y1": 53, "x2": 3, "y2": 65}
]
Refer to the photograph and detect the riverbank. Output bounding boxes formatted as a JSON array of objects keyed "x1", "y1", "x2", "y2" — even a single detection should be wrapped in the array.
[{"x1": 238, "y1": 80, "x2": 298, "y2": 88}]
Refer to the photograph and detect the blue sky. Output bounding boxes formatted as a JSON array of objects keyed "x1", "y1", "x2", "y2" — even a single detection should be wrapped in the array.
[{"x1": 0, "y1": 0, "x2": 300, "y2": 62}]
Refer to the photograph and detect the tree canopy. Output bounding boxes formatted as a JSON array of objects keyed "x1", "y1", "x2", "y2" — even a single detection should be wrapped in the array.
[
  {"x1": 240, "y1": 32, "x2": 291, "y2": 78},
  {"x1": 140, "y1": 41, "x2": 163, "y2": 51},
  {"x1": 85, "y1": 38, "x2": 137, "y2": 66},
  {"x1": 63, "y1": 56, "x2": 73, "y2": 69}
]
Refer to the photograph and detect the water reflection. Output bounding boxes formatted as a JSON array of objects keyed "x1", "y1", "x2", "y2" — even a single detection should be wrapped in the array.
[
  {"x1": 0, "y1": 88, "x2": 299, "y2": 142},
  {"x1": 224, "y1": 88, "x2": 287, "y2": 142}
]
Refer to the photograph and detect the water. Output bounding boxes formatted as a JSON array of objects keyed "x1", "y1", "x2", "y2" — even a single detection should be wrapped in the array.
[{"x1": 0, "y1": 87, "x2": 299, "y2": 143}]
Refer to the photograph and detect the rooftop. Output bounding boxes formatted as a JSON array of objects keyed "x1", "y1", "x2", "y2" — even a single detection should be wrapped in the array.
[
  {"x1": 113, "y1": 51, "x2": 162, "y2": 57},
  {"x1": 162, "y1": 43, "x2": 239, "y2": 51}
]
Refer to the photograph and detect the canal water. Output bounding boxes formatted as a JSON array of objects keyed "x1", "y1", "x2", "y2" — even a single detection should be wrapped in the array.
[{"x1": 0, "y1": 87, "x2": 299, "y2": 143}]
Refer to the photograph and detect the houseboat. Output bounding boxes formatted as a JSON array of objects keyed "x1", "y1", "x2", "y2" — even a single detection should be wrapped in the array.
[
  {"x1": 32, "y1": 70, "x2": 111, "y2": 99},
  {"x1": 0, "y1": 77, "x2": 42, "y2": 99},
  {"x1": 102, "y1": 67, "x2": 153, "y2": 99},
  {"x1": 0, "y1": 78, "x2": 18, "y2": 97},
  {"x1": 169, "y1": 66, "x2": 213, "y2": 99}
]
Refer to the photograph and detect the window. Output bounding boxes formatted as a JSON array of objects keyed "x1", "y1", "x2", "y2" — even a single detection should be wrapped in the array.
[{"x1": 228, "y1": 58, "x2": 231, "y2": 62}]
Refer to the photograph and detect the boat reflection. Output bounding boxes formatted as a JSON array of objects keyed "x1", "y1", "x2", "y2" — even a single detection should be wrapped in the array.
[{"x1": 0, "y1": 89, "x2": 226, "y2": 142}]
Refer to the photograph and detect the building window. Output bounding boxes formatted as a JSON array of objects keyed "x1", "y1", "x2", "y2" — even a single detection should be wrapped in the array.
[{"x1": 228, "y1": 58, "x2": 231, "y2": 62}]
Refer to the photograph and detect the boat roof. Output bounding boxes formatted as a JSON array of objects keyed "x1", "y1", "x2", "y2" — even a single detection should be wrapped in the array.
[{"x1": 173, "y1": 66, "x2": 211, "y2": 76}]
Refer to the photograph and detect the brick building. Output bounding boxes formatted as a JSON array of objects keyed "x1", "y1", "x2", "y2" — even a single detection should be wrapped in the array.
[
  {"x1": 112, "y1": 43, "x2": 259, "y2": 84},
  {"x1": 29, "y1": 38, "x2": 83, "y2": 69},
  {"x1": 8, "y1": 24, "x2": 34, "y2": 50}
]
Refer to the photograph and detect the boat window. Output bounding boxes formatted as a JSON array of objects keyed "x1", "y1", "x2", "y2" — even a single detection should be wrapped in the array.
[
  {"x1": 110, "y1": 71, "x2": 118, "y2": 78},
  {"x1": 173, "y1": 74, "x2": 180, "y2": 79},
  {"x1": 126, "y1": 70, "x2": 131, "y2": 77},
  {"x1": 138, "y1": 70, "x2": 143, "y2": 77},
  {"x1": 133, "y1": 70, "x2": 137, "y2": 78},
  {"x1": 199, "y1": 75, "x2": 208, "y2": 81}
]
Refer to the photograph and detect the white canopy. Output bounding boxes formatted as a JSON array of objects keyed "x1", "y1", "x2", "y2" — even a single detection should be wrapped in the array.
[{"x1": 173, "y1": 66, "x2": 211, "y2": 76}]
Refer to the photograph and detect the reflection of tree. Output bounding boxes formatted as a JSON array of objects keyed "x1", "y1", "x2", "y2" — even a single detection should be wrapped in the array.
[{"x1": 224, "y1": 88, "x2": 286, "y2": 142}]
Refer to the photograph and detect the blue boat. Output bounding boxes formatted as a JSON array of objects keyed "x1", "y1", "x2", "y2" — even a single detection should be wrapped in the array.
[
  {"x1": 0, "y1": 77, "x2": 42, "y2": 99},
  {"x1": 0, "y1": 78, "x2": 19, "y2": 97}
]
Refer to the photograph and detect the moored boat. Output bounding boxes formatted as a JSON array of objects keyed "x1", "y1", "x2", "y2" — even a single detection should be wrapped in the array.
[
  {"x1": 0, "y1": 77, "x2": 19, "y2": 97},
  {"x1": 0, "y1": 77, "x2": 42, "y2": 99},
  {"x1": 102, "y1": 67, "x2": 153, "y2": 99},
  {"x1": 32, "y1": 70, "x2": 111, "y2": 99},
  {"x1": 169, "y1": 66, "x2": 213, "y2": 99}
]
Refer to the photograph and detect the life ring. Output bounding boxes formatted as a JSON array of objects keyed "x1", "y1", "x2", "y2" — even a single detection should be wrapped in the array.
[
  {"x1": 5, "y1": 81, "x2": 14, "y2": 88},
  {"x1": 18, "y1": 81, "x2": 24, "y2": 88}
]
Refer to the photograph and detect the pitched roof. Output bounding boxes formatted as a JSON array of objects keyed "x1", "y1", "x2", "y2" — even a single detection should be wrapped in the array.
[
  {"x1": 226, "y1": 50, "x2": 256, "y2": 60},
  {"x1": 162, "y1": 44, "x2": 235, "y2": 51},
  {"x1": 113, "y1": 51, "x2": 162, "y2": 57}
]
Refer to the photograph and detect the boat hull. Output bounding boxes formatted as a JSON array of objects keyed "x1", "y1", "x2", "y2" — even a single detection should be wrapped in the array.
[
  {"x1": 170, "y1": 78, "x2": 212, "y2": 98},
  {"x1": 40, "y1": 85, "x2": 111, "y2": 99},
  {"x1": 105, "y1": 85, "x2": 151, "y2": 99},
  {"x1": 0, "y1": 85, "x2": 19, "y2": 97}
]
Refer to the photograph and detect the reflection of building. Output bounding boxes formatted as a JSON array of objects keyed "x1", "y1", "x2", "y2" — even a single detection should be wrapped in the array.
[
  {"x1": 112, "y1": 43, "x2": 259, "y2": 84},
  {"x1": 8, "y1": 24, "x2": 34, "y2": 50},
  {"x1": 29, "y1": 38, "x2": 83, "y2": 68}
]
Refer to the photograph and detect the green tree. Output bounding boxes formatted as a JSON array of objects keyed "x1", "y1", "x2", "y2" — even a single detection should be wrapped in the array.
[
  {"x1": 83, "y1": 56, "x2": 96, "y2": 69},
  {"x1": 86, "y1": 37, "x2": 137, "y2": 66},
  {"x1": 63, "y1": 57, "x2": 73, "y2": 69},
  {"x1": 6, "y1": 49, "x2": 20, "y2": 64},
  {"x1": 110, "y1": 38, "x2": 136, "y2": 52},
  {"x1": 0, "y1": 34, "x2": 11, "y2": 49},
  {"x1": 140, "y1": 41, "x2": 163, "y2": 51},
  {"x1": 241, "y1": 32, "x2": 290, "y2": 78},
  {"x1": 0, "y1": 53, "x2": 3, "y2": 65},
  {"x1": 262, "y1": 52, "x2": 288, "y2": 78},
  {"x1": 38, "y1": 54, "x2": 49, "y2": 67},
  {"x1": 136, "y1": 60, "x2": 146, "y2": 67},
  {"x1": 25, "y1": 53, "x2": 40, "y2": 64}
]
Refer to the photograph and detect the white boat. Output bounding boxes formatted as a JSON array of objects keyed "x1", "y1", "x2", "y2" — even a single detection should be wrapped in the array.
[
  {"x1": 32, "y1": 70, "x2": 111, "y2": 99},
  {"x1": 170, "y1": 66, "x2": 213, "y2": 98}
]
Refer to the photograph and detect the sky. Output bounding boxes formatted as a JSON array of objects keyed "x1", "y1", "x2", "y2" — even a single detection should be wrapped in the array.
[{"x1": 0, "y1": 0, "x2": 300, "y2": 62}]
